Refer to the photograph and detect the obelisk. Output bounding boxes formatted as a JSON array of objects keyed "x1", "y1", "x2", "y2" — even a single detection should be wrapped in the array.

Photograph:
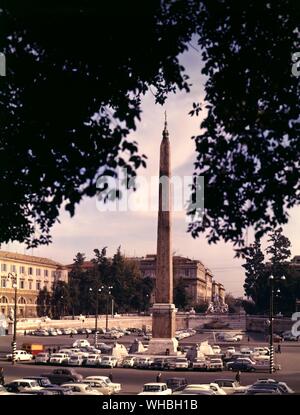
[{"x1": 147, "y1": 114, "x2": 178, "y2": 355}]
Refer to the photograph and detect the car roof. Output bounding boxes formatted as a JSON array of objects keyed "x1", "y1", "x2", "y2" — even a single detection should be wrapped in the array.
[{"x1": 144, "y1": 383, "x2": 166, "y2": 386}]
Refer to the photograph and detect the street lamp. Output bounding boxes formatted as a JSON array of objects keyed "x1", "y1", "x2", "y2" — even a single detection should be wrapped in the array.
[
  {"x1": 7, "y1": 273, "x2": 17, "y2": 365},
  {"x1": 269, "y1": 274, "x2": 286, "y2": 374},
  {"x1": 89, "y1": 286, "x2": 102, "y2": 345},
  {"x1": 101, "y1": 285, "x2": 113, "y2": 332}
]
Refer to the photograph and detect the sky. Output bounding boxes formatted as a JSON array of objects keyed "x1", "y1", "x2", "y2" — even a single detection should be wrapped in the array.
[{"x1": 4, "y1": 45, "x2": 300, "y2": 297}]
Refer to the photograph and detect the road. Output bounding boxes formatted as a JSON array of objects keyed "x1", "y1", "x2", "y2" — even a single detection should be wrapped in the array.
[{"x1": 1, "y1": 333, "x2": 300, "y2": 394}]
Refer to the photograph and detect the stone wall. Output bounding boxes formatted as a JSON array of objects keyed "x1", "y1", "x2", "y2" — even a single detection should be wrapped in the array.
[{"x1": 246, "y1": 316, "x2": 293, "y2": 333}]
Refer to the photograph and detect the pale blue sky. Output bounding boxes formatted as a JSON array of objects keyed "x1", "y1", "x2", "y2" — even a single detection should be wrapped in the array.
[{"x1": 5, "y1": 46, "x2": 300, "y2": 297}]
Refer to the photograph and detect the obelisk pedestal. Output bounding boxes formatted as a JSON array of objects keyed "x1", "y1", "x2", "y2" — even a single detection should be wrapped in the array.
[{"x1": 147, "y1": 115, "x2": 178, "y2": 355}]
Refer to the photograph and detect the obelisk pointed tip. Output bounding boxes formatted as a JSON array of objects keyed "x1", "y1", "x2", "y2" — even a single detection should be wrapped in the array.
[{"x1": 163, "y1": 110, "x2": 169, "y2": 139}]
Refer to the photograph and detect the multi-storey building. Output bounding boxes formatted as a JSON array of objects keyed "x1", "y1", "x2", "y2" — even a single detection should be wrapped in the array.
[
  {"x1": 0, "y1": 250, "x2": 68, "y2": 318},
  {"x1": 138, "y1": 254, "x2": 225, "y2": 306}
]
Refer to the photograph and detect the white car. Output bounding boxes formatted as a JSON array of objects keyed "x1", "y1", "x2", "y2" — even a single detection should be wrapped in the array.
[
  {"x1": 122, "y1": 356, "x2": 136, "y2": 368},
  {"x1": 6, "y1": 350, "x2": 33, "y2": 361},
  {"x1": 167, "y1": 357, "x2": 189, "y2": 370},
  {"x1": 135, "y1": 357, "x2": 154, "y2": 369},
  {"x1": 100, "y1": 356, "x2": 118, "y2": 368},
  {"x1": 82, "y1": 380, "x2": 114, "y2": 395},
  {"x1": 138, "y1": 383, "x2": 172, "y2": 395},
  {"x1": 5, "y1": 379, "x2": 42, "y2": 392},
  {"x1": 212, "y1": 345, "x2": 222, "y2": 354},
  {"x1": 226, "y1": 347, "x2": 236, "y2": 356},
  {"x1": 253, "y1": 347, "x2": 269, "y2": 355},
  {"x1": 214, "y1": 379, "x2": 249, "y2": 395},
  {"x1": 67, "y1": 354, "x2": 84, "y2": 366},
  {"x1": 86, "y1": 354, "x2": 101, "y2": 366},
  {"x1": 207, "y1": 358, "x2": 223, "y2": 371},
  {"x1": 191, "y1": 358, "x2": 207, "y2": 370},
  {"x1": 49, "y1": 353, "x2": 69, "y2": 365},
  {"x1": 72, "y1": 339, "x2": 90, "y2": 348},
  {"x1": 35, "y1": 353, "x2": 50, "y2": 364},
  {"x1": 183, "y1": 383, "x2": 226, "y2": 395},
  {"x1": 85, "y1": 376, "x2": 121, "y2": 393},
  {"x1": 61, "y1": 383, "x2": 102, "y2": 395}
]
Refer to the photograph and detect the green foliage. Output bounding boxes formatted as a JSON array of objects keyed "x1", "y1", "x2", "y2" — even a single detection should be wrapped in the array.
[
  {"x1": 174, "y1": 278, "x2": 192, "y2": 310},
  {"x1": 242, "y1": 229, "x2": 296, "y2": 315},
  {"x1": 1, "y1": 2, "x2": 299, "y2": 247}
]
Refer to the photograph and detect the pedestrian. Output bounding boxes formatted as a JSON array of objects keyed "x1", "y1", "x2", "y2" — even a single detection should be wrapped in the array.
[
  {"x1": 53, "y1": 347, "x2": 56, "y2": 353},
  {"x1": 24, "y1": 330, "x2": 27, "y2": 336},
  {"x1": 109, "y1": 372, "x2": 113, "y2": 382},
  {"x1": 277, "y1": 344, "x2": 281, "y2": 354},
  {"x1": 156, "y1": 372, "x2": 162, "y2": 383},
  {"x1": 86, "y1": 333, "x2": 89, "y2": 338},
  {"x1": 247, "y1": 336, "x2": 250, "y2": 342},
  {"x1": 235, "y1": 370, "x2": 241, "y2": 385},
  {"x1": 0, "y1": 367, "x2": 4, "y2": 386},
  {"x1": 70, "y1": 332, "x2": 73, "y2": 338}
]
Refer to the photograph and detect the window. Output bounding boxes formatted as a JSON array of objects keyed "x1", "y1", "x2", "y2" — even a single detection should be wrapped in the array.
[
  {"x1": 28, "y1": 267, "x2": 33, "y2": 275},
  {"x1": 36, "y1": 281, "x2": 41, "y2": 290},
  {"x1": 1, "y1": 264, "x2": 6, "y2": 272},
  {"x1": 44, "y1": 269, "x2": 48, "y2": 277},
  {"x1": 20, "y1": 280, "x2": 25, "y2": 289},
  {"x1": 51, "y1": 270, "x2": 56, "y2": 278},
  {"x1": 36, "y1": 268, "x2": 41, "y2": 276},
  {"x1": 10, "y1": 264, "x2": 16, "y2": 273},
  {"x1": 185, "y1": 269, "x2": 189, "y2": 276},
  {"x1": 0, "y1": 296, "x2": 8, "y2": 303},
  {"x1": 29, "y1": 281, "x2": 32, "y2": 290},
  {"x1": 19, "y1": 266, "x2": 25, "y2": 274},
  {"x1": 1, "y1": 278, "x2": 6, "y2": 288}
]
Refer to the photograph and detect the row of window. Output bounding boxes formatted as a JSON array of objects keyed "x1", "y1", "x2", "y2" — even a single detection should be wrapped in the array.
[
  {"x1": 1, "y1": 278, "x2": 49, "y2": 291},
  {"x1": 0, "y1": 263, "x2": 56, "y2": 277}
]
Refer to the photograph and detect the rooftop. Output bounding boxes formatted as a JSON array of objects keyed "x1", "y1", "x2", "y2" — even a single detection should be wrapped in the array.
[{"x1": 0, "y1": 250, "x2": 65, "y2": 268}]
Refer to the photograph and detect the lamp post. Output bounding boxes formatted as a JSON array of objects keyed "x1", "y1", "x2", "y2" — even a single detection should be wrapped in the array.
[
  {"x1": 7, "y1": 273, "x2": 17, "y2": 365},
  {"x1": 89, "y1": 287, "x2": 102, "y2": 346},
  {"x1": 101, "y1": 285, "x2": 113, "y2": 332},
  {"x1": 60, "y1": 296, "x2": 64, "y2": 319},
  {"x1": 268, "y1": 274, "x2": 285, "y2": 374}
]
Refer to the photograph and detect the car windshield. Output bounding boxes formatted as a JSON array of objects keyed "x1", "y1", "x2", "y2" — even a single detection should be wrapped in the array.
[
  {"x1": 144, "y1": 385, "x2": 161, "y2": 392},
  {"x1": 51, "y1": 354, "x2": 63, "y2": 358}
]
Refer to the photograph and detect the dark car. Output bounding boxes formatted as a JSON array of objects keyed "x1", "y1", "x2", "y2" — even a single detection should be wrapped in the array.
[
  {"x1": 166, "y1": 377, "x2": 188, "y2": 392},
  {"x1": 150, "y1": 358, "x2": 168, "y2": 370},
  {"x1": 23, "y1": 376, "x2": 54, "y2": 388},
  {"x1": 40, "y1": 368, "x2": 83, "y2": 385},
  {"x1": 43, "y1": 387, "x2": 74, "y2": 395},
  {"x1": 19, "y1": 389, "x2": 57, "y2": 395},
  {"x1": 227, "y1": 360, "x2": 255, "y2": 372}
]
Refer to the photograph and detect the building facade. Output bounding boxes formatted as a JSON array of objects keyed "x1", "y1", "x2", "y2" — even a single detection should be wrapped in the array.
[
  {"x1": 137, "y1": 254, "x2": 225, "y2": 306},
  {"x1": 0, "y1": 250, "x2": 68, "y2": 318}
]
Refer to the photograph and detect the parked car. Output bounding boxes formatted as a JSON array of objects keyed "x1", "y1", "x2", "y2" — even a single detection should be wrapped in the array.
[
  {"x1": 135, "y1": 357, "x2": 154, "y2": 369},
  {"x1": 253, "y1": 347, "x2": 269, "y2": 355},
  {"x1": 150, "y1": 358, "x2": 168, "y2": 370},
  {"x1": 0, "y1": 385, "x2": 15, "y2": 395},
  {"x1": 67, "y1": 354, "x2": 84, "y2": 366},
  {"x1": 40, "y1": 368, "x2": 83, "y2": 385},
  {"x1": 165, "y1": 357, "x2": 189, "y2": 370},
  {"x1": 43, "y1": 387, "x2": 73, "y2": 395},
  {"x1": 122, "y1": 356, "x2": 136, "y2": 368},
  {"x1": 282, "y1": 332, "x2": 299, "y2": 341},
  {"x1": 82, "y1": 379, "x2": 114, "y2": 395},
  {"x1": 138, "y1": 383, "x2": 172, "y2": 395},
  {"x1": 191, "y1": 358, "x2": 207, "y2": 371},
  {"x1": 35, "y1": 352, "x2": 50, "y2": 364},
  {"x1": 72, "y1": 339, "x2": 90, "y2": 348},
  {"x1": 253, "y1": 379, "x2": 294, "y2": 394},
  {"x1": 84, "y1": 376, "x2": 121, "y2": 393},
  {"x1": 86, "y1": 353, "x2": 101, "y2": 366},
  {"x1": 227, "y1": 358, "x2": 256, "y2": 372},
  {"x1": 206, "y1": 358, "x2": 223, "y2": 371},
  {"x1": 6, "y1": 350, "x2": 33, "y2": 361},
  {"x1": 99, "y1": 356, "x2": 118, "y2": 368},
  {"x1": 212, "y1": 345, "x2": 221, "y2": 354},
  {"x1": 182, "y1": 383, "x2": 226, "y2": 395},
  {"x1": 49, "y1": 353, "x2": 69, "y2": 365},
  {"x1": 214, "y1": 379, "x2": 249, "y2": 394},
  {"x1": 61, "y1": 383, "x2": 102, "y2": 395},
  {"x1": 23, "y1": 376, "x2": 53, "y2": 388},
  {"x1": 166, "y1": 377, "x2": 188, "y2": 392},
  {"x1": 5, "y1": 379, "x2": 42, "y2": 393}
]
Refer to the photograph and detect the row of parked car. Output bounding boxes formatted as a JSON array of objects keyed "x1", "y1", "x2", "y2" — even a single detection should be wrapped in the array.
[{"x1": 0, "y1": 370, "x2": 121, "y2": 395}]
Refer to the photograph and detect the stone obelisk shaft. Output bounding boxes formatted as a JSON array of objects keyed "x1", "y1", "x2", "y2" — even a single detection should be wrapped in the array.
[
  {"x1": 156, "y1": 126, "x2": 173, "y2": 304},
  {"x1": 147, "y1": 116, "x2": 177, "y2": 353}
]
